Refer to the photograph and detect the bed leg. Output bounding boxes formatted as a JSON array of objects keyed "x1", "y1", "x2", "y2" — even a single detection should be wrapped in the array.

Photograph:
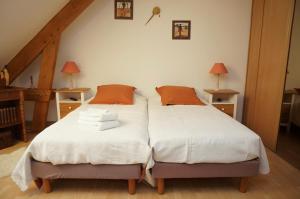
[
  {"x1": 34, "y1": 178, "x2": 43, "y2": 189},
  {"x1": 128, "y1": 179, "x2": 136, "y2": 194},
  {"x1": 239, "y1": 177, "x2": 249, "y2": 193},
  {"x1": 157, "y1": 178, "x2": 165, "y2": 194},
  {"x1": 42, "y1": 179, "x2": 52, "y2": 193}
]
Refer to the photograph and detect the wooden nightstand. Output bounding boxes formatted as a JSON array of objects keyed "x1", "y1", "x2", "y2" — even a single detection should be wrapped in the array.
[
  {"x1": 204, "y1": 89, "x2": 239, "y2": 119},
  {"x1": 55, "y1": 88, "x2": 90, "y2": 120}
]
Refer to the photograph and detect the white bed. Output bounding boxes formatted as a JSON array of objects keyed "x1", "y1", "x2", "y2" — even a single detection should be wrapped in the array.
[
  {"x1": 12, "y1": 94, "x2": 151, "y2": 191},
  {"x1": 148, "y1": 96, "x2": 270, "y2": 174}
]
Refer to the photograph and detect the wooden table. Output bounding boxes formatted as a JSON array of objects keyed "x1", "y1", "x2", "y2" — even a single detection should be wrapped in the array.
[
  {"x1": 0, "y1": 88, "x2": 27, "y2": 143},
  {"x1": 280, "y1": 89, "x2": 298, "y2": 132}
]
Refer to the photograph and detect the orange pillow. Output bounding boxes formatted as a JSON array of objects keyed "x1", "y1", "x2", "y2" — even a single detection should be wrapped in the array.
[
  {"x1": 89, "y1": 84, "x2": 136, "y2": 105},
  {"x1": 156, "y1": 86, "x2": 205, "y2": 105}
]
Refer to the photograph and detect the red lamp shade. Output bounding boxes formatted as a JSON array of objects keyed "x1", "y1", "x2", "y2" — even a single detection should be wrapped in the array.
[
  {"x1": 209, "y1": 63, "x2": 228, "y2": 75},
  {"x1": 61, "y1": 61, "x2": 80, "y2": 74}
]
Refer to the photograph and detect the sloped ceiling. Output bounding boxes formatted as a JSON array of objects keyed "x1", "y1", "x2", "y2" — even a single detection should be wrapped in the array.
[{"x1": 0, "y1": 0, "x2": 69, "y2": 67}]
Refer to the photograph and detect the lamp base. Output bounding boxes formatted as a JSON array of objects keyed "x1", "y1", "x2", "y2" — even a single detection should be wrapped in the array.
[
  {"x1": 216, "y1": 74, "x2": 220, "y2": 90},
  {"x1": 68, "y1": 74, "x2": 75, "y2": 89}
]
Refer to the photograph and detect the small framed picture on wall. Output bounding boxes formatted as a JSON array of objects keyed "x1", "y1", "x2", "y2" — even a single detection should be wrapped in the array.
[
  {"x1": 172, "y1": 20, "x2": 191, "y2": 40},
  {"x1": 115, "y1": 0, "x2": 133, "y2": 20}
]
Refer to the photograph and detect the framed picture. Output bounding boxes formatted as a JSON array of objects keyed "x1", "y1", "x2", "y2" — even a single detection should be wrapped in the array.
[
  {"x1": 115, "y1": 0, "x2": 133, "y2": 20},
  {"x1": 172, "y1": 20, "x2": 191, "y2": 40}
]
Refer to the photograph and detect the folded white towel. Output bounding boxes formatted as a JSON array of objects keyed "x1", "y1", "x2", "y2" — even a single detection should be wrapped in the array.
[
  {"x1": 78, "y1": 120, "x2": 120, "y2": 131},
  {"x1": 86, "y1": 108, "x2": 112, "y2": 116},
  {"x1": 79, "y1": 109, "x2": 118, "y2": 122}
]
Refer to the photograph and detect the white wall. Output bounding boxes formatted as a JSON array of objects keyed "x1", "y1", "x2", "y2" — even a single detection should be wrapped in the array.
[
  {"x1": 10, "y1": 0, "x2": 252, "y2": 121},
  {"x1": 0, "y1": 0, "x2": 68, "y2": 66}
]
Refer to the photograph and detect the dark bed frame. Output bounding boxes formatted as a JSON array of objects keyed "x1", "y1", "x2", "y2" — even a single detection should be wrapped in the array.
[
  {"x1": 31, "y1": 158, "x2": 259, "y2": 195},
  {"x1": 31, "y1": 159, "x2": 142, "y2": 194},
  {"x1": 151, "y1": 159, "x2": 259, "y2": 194}
]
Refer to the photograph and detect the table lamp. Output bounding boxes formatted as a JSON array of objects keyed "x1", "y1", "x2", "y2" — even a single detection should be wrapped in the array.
[
  {"x1": 209, "y1": 63, "x2": 228, "y2": 90},
  {"x1": 61, "y1": 61, "x2": 80, "y2": 89}
]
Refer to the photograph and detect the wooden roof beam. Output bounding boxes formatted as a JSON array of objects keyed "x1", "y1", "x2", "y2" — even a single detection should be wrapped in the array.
[{"x1": 6, "y1": 0, "x2": 94, "y2": 83}]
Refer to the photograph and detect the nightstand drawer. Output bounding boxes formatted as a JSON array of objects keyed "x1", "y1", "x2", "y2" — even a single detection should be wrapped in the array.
[
  {"x1": 59, "y1": 103, "x2": 81, "y2": 118},
  {"x1": 213, "y1": 104, "x2": 234, "y2": 117}
]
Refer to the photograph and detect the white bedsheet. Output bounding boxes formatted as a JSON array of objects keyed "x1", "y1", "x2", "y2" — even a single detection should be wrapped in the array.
[
  {"x1": 148, "y1": 96, "x2": 270, "y2": 174},
  {"x1": 12, "y1": 95, "x2": 151, "y2": 191}
]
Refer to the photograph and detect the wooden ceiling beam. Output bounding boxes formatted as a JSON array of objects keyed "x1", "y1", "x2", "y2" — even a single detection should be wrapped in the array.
[
  {"x1": 6, "y1": 0, "x2": 94, "y2": 83},
  {"x1": 31, "y1": 36, "x2": 61, "y2": 133}
]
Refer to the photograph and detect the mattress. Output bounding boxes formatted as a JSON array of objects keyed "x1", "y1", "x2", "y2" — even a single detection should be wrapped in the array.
[
  {"x1": 12, "y1": 94, "x2": 151, "y2": 191},
  {"x1": 148, "y1": 96, "x2": 270, "y2": 174}
]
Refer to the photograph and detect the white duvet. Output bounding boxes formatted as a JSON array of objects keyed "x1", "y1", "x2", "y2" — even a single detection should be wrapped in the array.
[
  {"x1": 148, "y1": 96, "x2": 270, "y2": 174},
  {"x1": 11, "y1": 95, "x2": 151, "y2": 191}
]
